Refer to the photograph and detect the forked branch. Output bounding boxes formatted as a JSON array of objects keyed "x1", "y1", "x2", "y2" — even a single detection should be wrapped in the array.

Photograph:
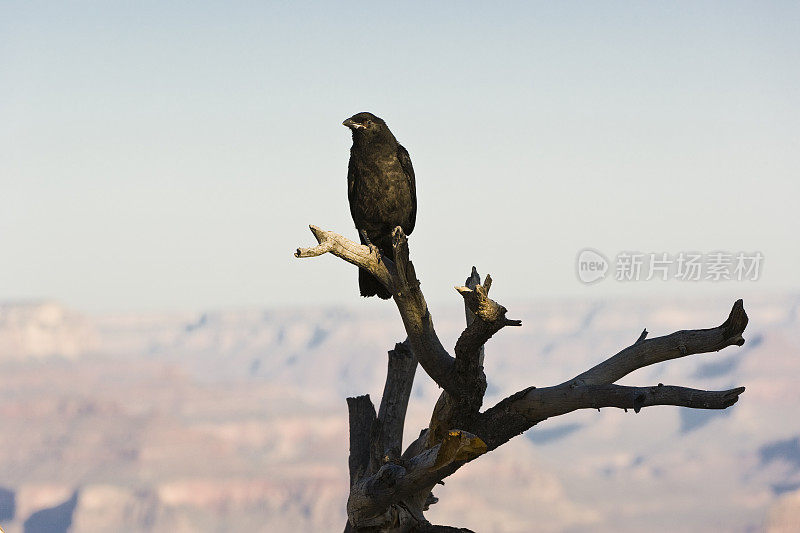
[
  {"x1": 296, "y1": 225, "x2": 749, "y2": 532},
  {"x1": 476, "y1": 300, "x2": 749, "y2": 449},
  {"x1": 296, "y1": 226, "x2": 519, "y2": 400}
]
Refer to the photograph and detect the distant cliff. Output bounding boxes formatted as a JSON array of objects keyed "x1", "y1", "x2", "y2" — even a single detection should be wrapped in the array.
[
  {"x1": 0, "y1": 302, "x2": 98, "y2": 359},
  {"x1": 0, "y1": 294, "x2": 797, "y2": 532}
]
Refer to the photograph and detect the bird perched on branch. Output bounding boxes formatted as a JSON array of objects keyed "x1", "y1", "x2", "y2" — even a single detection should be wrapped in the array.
[{"x1": 343, "y1": 112, "x2": 417, "y2": 299}]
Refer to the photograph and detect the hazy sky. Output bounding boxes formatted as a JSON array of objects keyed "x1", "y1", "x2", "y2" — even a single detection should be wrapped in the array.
[{"x1": 1, "y1": 2, "x2": 798, "y2": 312}]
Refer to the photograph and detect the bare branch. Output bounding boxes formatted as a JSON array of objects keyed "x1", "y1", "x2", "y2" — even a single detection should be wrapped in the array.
[
  {"x1": 463, "y1": 266, "x2": 482, "y2": 329},
  {"x1": 476, "y1": 383, "x2": 745, "y2": 450},
  {"x1": 425, "y1": 268, "x2": 484, "y2": 441},
  {"x1": 517, "y1": 383, "x2": 744, "y2": 418},
  {"x1": 436, "y1": 269, "x2": 523, "y2": 429},
  {"x1": 347, "y1": 395, "x2": 377, "y2": 487},
  {"x1": 474, "y1": 300, "x2": 749, "y2": 450},
  {"x1": 296, "y1": 225, "x2": 459, "y2": 394},
  {"x1": 569, "y1": 300, "x2": 747, "y2": 386},
  {"x1": 389, "y1": 229, "x2": 457, "y2": 394},
  {"x1": 424, "y1": 269, "x2": 523, "y2": 451},
  {"x1": 454, "y1": 277, "x2": 521, "y2": 365},
  {"x1": 295, "y1": 225, "x2": 393, "y2": 287},
  {"x1": 372, "y1": 340, "x2": 418, "y2": 471},
  {"x1": 455, "y1": 274, "x2": 521, "y2": 328}
]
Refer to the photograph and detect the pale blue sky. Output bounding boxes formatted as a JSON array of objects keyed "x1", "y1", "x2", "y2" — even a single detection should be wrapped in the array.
[{"x1": 1, "y1": 2, "x2": 798, "y2": 312}]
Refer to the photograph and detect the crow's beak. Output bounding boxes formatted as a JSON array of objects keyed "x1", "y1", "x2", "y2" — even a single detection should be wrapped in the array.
[{"x1": 342, "y1": 118, "x2": 364, "y2": 129}]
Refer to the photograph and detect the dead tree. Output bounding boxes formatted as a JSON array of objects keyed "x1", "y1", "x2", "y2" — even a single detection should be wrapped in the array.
[{"x1": 295, "y1": 225, "x2": 748, "y2": 532}]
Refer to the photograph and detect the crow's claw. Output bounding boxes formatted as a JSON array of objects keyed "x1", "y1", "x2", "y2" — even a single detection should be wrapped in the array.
[{"x1": 359, "y1": 229, "x2": 382, "y2": 263}]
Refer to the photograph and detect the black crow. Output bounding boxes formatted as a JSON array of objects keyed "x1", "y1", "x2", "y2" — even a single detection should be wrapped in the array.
[{"x1": 343, "y1": 112, "x2": 417, "y2": 299}]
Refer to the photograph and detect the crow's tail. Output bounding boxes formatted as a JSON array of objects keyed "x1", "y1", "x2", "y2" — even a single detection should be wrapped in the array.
[
  {"x1": 359, "y1": 268, "x2": 392, "y2": 299},
  {"x1": 356, "y1": 231, "x2": 392, "y2": 299}
]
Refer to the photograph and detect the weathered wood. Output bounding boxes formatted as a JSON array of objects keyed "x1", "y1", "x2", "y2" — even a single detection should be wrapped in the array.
[
  {"x1": 476, "y1": 384, "x2": 745, "y2": 450},
  {"x1": 347, "y1": 395, "x2": 377, "y2": 488},
  {"x1": 569, "y1": 299, "x2": 748, "y2": 386},
  {"x1": 297, "y1": 225, "x2": 458, "y2": 395},
  {"x1": 296, "y1": 225, "x2": 750, "y2": 532},
  {"x1": 371, "y1": 340, "x2": 418, "y2": 472},
  {"x1": 475, "y1": 300, "x2": 750, "y2": 450},
  {"x1": 462, "y1": 267, "x2": 485, "y2": 363},
  {"x1": 347, "y1": 431, "x2": 487, "y2": 530},
  {"x1": 427, "y1": 268, "x2": 523, "y2": 436}
]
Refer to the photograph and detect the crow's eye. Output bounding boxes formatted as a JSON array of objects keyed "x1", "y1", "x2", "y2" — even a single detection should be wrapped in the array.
[{"x1": 365, "y1": 120, "x2": 373, "y2": 126}]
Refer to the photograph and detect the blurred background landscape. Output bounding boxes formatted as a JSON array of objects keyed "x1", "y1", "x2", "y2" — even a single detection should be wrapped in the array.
[
  {"x1": 2, "y1": 1, "x2": 798, "y2": 531},
  {"x1": 0, "y1": 294, "x2": 799, "y2": 531}
]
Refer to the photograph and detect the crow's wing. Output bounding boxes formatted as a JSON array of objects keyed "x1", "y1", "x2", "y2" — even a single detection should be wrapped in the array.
[
  {"x1": 347, "y1": 152, "x2": 359, "y2": 224},
  {"x1": 397, "y1": 143, "x2": 417, "y2": 235}
]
